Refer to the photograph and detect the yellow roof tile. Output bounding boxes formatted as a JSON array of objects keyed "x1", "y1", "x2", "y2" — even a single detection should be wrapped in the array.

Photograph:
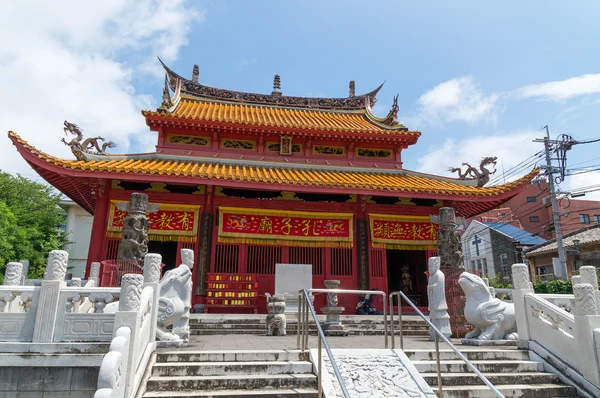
[{"x1": 143, "y1": 99, "x2": 420, "y2": 137}]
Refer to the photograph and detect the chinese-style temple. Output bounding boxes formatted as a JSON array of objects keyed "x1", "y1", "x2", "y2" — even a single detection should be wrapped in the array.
[{"x1": 8, "y1": 61, "x2": 537, "y2": 313}]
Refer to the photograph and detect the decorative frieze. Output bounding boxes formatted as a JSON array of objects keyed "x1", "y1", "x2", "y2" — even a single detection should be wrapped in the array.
[
  {"x1": 168, "y1": 134, "x2": 210, "y2": 146},
  {"x1": 313, "y1": 145, "x2": 345, "y2": 156},
  {"x1": 221, "y1": 138, "x2": 256, "y2": 150},
  {"x1": 355, "y1": 147, "x2": 393, "y2": 158}
]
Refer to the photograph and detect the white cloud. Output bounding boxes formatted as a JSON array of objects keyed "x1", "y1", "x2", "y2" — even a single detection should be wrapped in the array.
[
  {"x1": 416, "y1": 130, "x2": 541, "y2": 185},
  {"x1": 0, "y1": 1, "x2": 202, "y2": 176},
  {"x1": 415, "y1": 76, "x2": 499, "y2": 125},
  {"x1": 564, "y1": 170, "x2": 600, "y2": 201},
  {"x1": 517, "y1": 74, "x2": 600, "y2": 101}
]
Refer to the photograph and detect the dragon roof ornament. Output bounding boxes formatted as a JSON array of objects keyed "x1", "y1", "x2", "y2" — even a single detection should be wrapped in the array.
[
  {"x1": 61, "y1": 120, "x2": 116, "y2": 161},
  {"x1": 158, "y1": 58, "x2": 383, "y2": 111},
  {"x1": 448, "y1": 156, "x2": 498, "y2": 187}
]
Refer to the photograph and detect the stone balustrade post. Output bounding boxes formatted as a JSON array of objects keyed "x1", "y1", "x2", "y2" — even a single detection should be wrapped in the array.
[
  {"x1": 143, "y1": 253, "x2": 162, "y2": 343},
  {"x1": 4, "y1": 262, "x2": 23, "y2": 286},
  {"x1": 573, "y1": 283, "x2": 600, "y2": 387},
  {"x1": 33, "y1": 250, "x2": 68, "y2": 342},
  {"x1": 115, "y1": 274, "x2": 144, "y2": 398},
  {"x1": 579, "y1": 266, "x2": 600, "y2": 314},
  {"x1": 572, "y1": 275, "x2": 582, "y2": 286},
  {"x1": 19, "y1": 260, "x2": 29, "y2": 285},
  {"x1": 89, "y1": 262, "x2": 101, "y2": 286},
  {"x1": 511, "y1": 263, "x2": 534, "y2": 342}
]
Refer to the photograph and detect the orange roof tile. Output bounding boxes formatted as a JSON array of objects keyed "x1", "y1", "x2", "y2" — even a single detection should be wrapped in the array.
[
  {"x1": 143, "y1": 99, "x2": 420, "y2": 136},
  {"x1": 9, "y1": 131, "x2": 537, "y2": 198}
]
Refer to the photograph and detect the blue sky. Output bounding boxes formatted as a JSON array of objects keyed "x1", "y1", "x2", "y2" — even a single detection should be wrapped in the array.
[{"x1": 3, "y1": 1, "x2": 600, "y2": 197}]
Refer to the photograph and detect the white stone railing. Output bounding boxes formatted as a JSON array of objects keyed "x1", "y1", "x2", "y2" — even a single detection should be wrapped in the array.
[
  {"x1": 95, "y1": 254, "x2": 162, "y2": 398},
  {"x1": 0, "y1": 253, "x2": 122, "y2": 343},
  {"x1": 512, "y1": 263, "x2": 600, "y2": 393}
]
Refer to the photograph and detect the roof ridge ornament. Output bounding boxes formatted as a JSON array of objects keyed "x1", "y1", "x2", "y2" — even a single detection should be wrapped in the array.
[
  {"x1": 448, "y1": 156, "x2": 498, "y2": 187},
  {"x1": 349, "y1": 81, "x2": 356, "y2": 97},
  {"x1": 272, "y1": 74, "x2": 282, "y2": 97},
  {"x1": 61, "y1": 120, "x2": 116, "y2": 161},
  {"x1": 160, "y1": 74, "x2": 173, "y2": 110},
  {"x1": 192, "y1": 65, "x2": 199, "y2": 84},
  {"x1": 380, "y1": 94, "x2": 399, "y2": 126}
]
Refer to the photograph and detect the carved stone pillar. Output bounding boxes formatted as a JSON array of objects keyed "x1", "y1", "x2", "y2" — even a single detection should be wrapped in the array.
[
  {"x1": 89, "y1": 262, "x2": 101, "y2": 285},
  {"x1": 580, "y1": 265, "x2": 600, "y2": 314},
  {"x1": 512, "y1": 263, "x2": 534, "y2": 341},
  {"x1": 196, "y1": 211, "x2": 214, "y2": 296},
  {"x1": 143, "y1": 254, "x2": 162, "y2": 285},
  {"x1": 33, "y1": 250, "x2": 68, "y2": 342},
  {"x1": 4, "y1": 262, "x2": 23, "y2": 286},
  {"x1": 573, "y1": 283, "x2": 600, "y2": 386},
  {"x1": 574, "y1": 284, "x2": 598, "y2": 316},
  {"x1": 572, "y1": 275, "x2": 582, "y2": 286},
  {"x1": 356, "y1": 219, "x2": 369, "y2": 291},
  {"x1": 119, "y1": 274, "x2": 144, "y2": 312}
]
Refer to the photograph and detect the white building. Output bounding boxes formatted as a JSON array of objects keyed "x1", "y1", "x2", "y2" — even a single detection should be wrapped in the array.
[
  {"x1": 462, "y1": 220, "x2": 495, "y2": 277},
  {"x1": 59, "y1": 199, "x2": 93, "y2": 278}
]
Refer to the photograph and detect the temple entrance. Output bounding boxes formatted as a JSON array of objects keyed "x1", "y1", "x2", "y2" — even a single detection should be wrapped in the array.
[
  {"x1": 148, "y1": 240, "x2": 178, "y2": 273},
  {"x1": 386, "y1": 249, "x2": 428, "y2": 307}
]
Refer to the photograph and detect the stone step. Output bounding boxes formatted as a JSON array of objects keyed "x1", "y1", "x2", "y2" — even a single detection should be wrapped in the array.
[
  {"x1": 157, "y1": 350, "x2": 305, "y2": 363},
  {"x1": 437, "y1": 384, "x2": 578, "y2": 398},
  {"x1": 189, "y1": 322, "x2": 428, "y2": 331},
  {"x1": 405, "y1": 349, "x2": 528, "y2": 361},
  {"x1": 143, "y1": 388, "x2": 318, "y2": 397},
  {"x1": 422, "y1": 372, "x2": 560, "y2": 386},
  {"x1": 190, "y1": 328, "x2": 428, "y2": 336},
  {"x1": 413, "y1": 360, "x2": 543, "y2": 373},
  {"x1": 152, "y1": 361, "x2": 314, "y2": 376},
  {"x1": 145, "y1": 374, "x2": 317, "y2": 392}
]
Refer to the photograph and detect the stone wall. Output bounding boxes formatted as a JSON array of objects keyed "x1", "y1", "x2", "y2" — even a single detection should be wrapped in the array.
[
  {"x1": 0, "y1": 366, "x2": 98, "y2": 397},
  {"x1": 489, "y1": 229, "x2": 520, "y2": 280}
]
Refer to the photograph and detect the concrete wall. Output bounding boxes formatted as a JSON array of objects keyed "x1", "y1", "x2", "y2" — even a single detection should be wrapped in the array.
[
  {"x1": 0, "y1": 366, "x2": 98, "y2": 397},
  {"x1": 60, "y1": 201, "x2": 93, "y2": 278}
]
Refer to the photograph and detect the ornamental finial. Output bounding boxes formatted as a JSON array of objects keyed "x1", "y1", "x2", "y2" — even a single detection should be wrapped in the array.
[
  {"x1": 161, "y1": 74, "x2": 172, "y2": 109},
  {"x1": 272, "y1": 74, "x2": 282, "y2": 96},
  {"x1": 380, "y1": 94, "x2": 399, "y2": 126},
  {"x1": 192, "y1": 64, "x2": 199, "y2": 84},
  {"x1": 349, "y1": 80, "x2": 356, "y2": 97}
]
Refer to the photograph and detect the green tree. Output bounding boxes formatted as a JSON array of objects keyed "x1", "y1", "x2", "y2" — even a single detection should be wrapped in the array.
[{"x1": 0, "y1": 171, "x2": 67, "y2": 282}]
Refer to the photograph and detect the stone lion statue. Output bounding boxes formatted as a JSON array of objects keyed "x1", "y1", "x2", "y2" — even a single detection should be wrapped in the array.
[
  {"x1": 458, "y1": 272, "x2": 517, "y2": 340},
  {"x1": 156, "y1": 250, "x2": 193, "y2": 343},
  {"x1": 265, "y1": 293, "x2": 286, "y2": 336}
]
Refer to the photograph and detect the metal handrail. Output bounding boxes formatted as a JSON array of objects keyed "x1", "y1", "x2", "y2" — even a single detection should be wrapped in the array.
[
  {"x1": 389, "y1": 291, "x2": 505, "y2": 398},
  {"x1": 297, "y1": 289, "x2": 351, "y2": 398}
]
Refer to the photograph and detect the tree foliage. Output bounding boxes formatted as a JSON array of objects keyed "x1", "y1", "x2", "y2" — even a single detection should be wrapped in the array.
[{"x1": 0, "y1": 171, "x2": 67, "y2": 282}]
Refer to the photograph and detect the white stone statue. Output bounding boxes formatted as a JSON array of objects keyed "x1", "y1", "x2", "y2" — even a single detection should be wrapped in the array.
[
  {"x1": 427, "y1": 257, "x2": 452, "y2": 340},
  {"x1": 265, "y1": 293, "x2": 286, "y2": 336},
  {"x1": 156, "y1": 249, "x2": 193, "y2": 343},
  {"x1": 458, "y1": 272, "x2": 517, "y2": 340}
]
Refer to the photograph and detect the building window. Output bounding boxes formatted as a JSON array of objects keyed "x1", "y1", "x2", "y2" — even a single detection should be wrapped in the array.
[
  {"x1": 500, "y1": 253, "x2": 509, "y2": 277},
  {"x1": 500, "y1": 212, "x2": 506, "y2": 217},
  {"x1": 580, "y1": 214, "x2": 591, "y2": 224},
  {"x1": 594, "y1": 215, "x2": 600, "y2": 224},
  {"x1": 527, "y1": 196, "x2": 537, "y2": 203},
  {"x1": 529, "y1": 216, "x2": 540, "y2": 222}
]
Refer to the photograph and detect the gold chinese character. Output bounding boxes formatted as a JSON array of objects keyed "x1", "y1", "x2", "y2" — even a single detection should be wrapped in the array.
[
  {"x1": 258, "y1": 216, "x2": 273, "y2": 234},
  {"x1": 312, "y1": 220, "x2": 320, "y2": 236},
  {"x1": 373, "y1": 222, "x2": 384, "y2": 237},
  {"x1": 392, "y1": 223, "x2": 404, "y2": 237},
  {"x1": 409, "y1": 224, "x2": 423, "y2": 239},
  {"x1": 156, "y1": 213, "x2": 174, "y2": 229},
  {"x1": 281, "y1": 217, "x2": 292, "y2": 235},
  {"x1": 113, "y1": 209, "x2": 127, "y2": 226},
  {"x1": 426, "y1": 223, "x2": 438, "y2": 239},
  {"x1": 177, "y1": 212, "x2": 192, "y2": 230},
  {"x1": 301, "y1": 219, "x2": 311, "y2": 236}
]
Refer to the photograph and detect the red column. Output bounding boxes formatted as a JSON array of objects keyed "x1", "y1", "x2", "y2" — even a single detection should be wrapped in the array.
[{"x1": 85, "y1": 179, "x2": 111, "y2": 278}]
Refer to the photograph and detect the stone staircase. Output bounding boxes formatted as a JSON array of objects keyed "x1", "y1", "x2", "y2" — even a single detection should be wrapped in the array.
[
  {"x1": 406, "y1": 347, "x2": 579, "y2": 398},
  {"x1": 142, "y1": 349, "x2": 318, "y2": 397},
  {"x1": 190, "y1": 314, "x2": 429, "y2": 337}
]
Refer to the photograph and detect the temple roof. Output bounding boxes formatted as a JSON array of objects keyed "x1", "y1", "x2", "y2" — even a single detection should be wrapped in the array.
[
  {"x1": 143, "y1": 98, "x2": 418, "y2": 137},
  {"x1": 145, "y1": 61, "x2": 416, "y2": 140},
  {"x1": 160, "y1": 59, "x2": 384, "y2": 111},
  {"x1": 8, "y1": 131, "x2": 539, "y2": 218}
]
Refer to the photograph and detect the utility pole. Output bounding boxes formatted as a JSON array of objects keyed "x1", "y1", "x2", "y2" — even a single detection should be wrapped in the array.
[{"x1": 534, "y1": 126, "x2": 568, "y2": 280}]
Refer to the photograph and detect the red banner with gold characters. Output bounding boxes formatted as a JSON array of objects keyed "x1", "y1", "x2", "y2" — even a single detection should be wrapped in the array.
[
  {"x1": 218, "y1": 207, "x2": 353, "y2": 247},
  {"x1": 369, "y1": 214, "x2": 438, "y2": 250},
  {"x1": 106, "y1": 201, "x2": 200, "y2": 242}
]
